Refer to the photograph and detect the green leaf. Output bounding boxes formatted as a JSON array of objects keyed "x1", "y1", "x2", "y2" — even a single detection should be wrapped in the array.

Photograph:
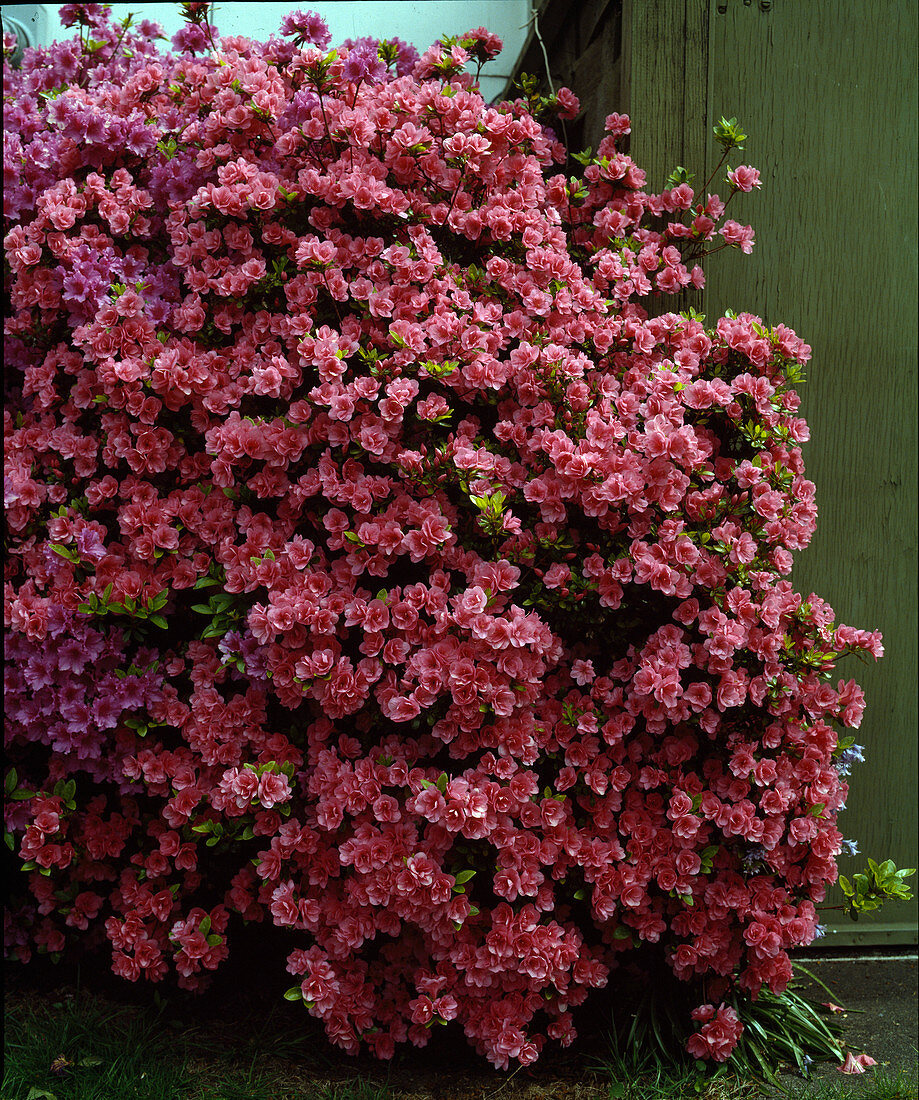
[
  {"x1": 454, "y1": 869, "x2": 476, "y2": 884},
  {"x1": 435, "y1": 773, "x2": 448, "y2": 793},
  {"x1": 665, "y1": 165, "x2": 695, "y2": 188},
  {"x1": 10, "y1": 789, "x2": 36, "y2": 801},
  {"x1": 199, "y1": 914, "x2": 211, "y2": 935},
  {"x1": 713, "y1": 115, "x2": 747, "y2": 151},
  {"x1": 205, "y1": 933, "x2": 222, "y2": 946},
  {"x1": 148, "y1": 614, "x2": 168, "y2": 629},
  {"x1": 283, "y1": 986, "x2": 303, "y2": 1001},
  {"x1": 5, "y1": 768, "x2": 18, "y2": 795}
]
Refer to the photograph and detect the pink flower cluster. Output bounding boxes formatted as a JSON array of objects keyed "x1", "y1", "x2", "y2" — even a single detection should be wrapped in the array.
[
  {"x1": 687, "y1": 1002, "x2": 744, "y2": 1062},
  {"x1": 3, "y1": 5, "x2": 881, "y2": 1070}
]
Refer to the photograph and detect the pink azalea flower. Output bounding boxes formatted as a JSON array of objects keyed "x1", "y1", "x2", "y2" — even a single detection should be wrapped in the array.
[{"x1": 838, "y1": 1051, "x2": 877, "y2": 1074}]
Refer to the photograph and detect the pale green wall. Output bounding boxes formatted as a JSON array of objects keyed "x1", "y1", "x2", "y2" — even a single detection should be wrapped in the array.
[{"x1": 8, "y1": 1, "x2": 532, "y2": 102}]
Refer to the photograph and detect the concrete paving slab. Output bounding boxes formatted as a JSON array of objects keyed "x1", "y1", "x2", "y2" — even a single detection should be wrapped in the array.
[{"x1": 755, "y1": 951, "x2": 918, "y2": 1098}]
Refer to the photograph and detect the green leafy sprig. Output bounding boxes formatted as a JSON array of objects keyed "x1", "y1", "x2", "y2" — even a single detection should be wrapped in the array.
[{"x1": 839, "y1": 859, "x2": 915, "y2": 920}]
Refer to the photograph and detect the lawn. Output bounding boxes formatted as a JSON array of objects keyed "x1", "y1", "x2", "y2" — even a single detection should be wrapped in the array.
[
  {"x1": 4, "y1": 964, "x2": 916, "y2": 1100},
  {"x1": 2, "y1": 979, "x2": 752, "y2": 1100}
]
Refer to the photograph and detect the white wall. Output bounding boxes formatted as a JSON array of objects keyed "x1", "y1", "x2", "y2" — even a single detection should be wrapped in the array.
[{"x1": 5, "y1": 2, "x2": 532, "y2": 102}]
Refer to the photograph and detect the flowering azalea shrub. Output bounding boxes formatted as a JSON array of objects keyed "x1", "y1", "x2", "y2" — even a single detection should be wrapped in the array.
[{"x1": 4, "y1": 4, "x2": 883, "y2": 1070}]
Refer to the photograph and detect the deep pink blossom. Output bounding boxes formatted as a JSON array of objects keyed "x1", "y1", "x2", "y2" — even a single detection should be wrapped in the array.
[{"x1": 2, "y1": 7, "x2": 883, "y2": 1073}]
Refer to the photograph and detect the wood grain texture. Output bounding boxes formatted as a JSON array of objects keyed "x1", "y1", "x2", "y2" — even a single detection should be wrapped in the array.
[
  {"x1": 624, "y1": 0, "x2": 709, "y2": 313},
  {"x1": 570, "y1": 5, "x2": 624, "y2": 149},
  {"x1": 511, "y1": 0, "x2": 625, "y2": 152},
  {"x1": 700, "y1": 0, "x2": 918, "y2": 943}
]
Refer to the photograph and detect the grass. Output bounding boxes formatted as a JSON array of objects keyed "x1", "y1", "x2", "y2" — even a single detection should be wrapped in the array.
[
  {"x1": 2, "y1": 987, "x2": 392, "y2": 1100},
  {"x1": 591, "y1": 978, "x2": 761, "y2": 1100},
  {"x1": 313, "y1": 1085, "x2": 393, "y2": 1100},
  {"x1": 1, "y1": 982, "x2": 764, "y2": 1100},
  {"x1": 598, "y1": 1050, "x2": 761, "y2": 1099},
  {"x1": 770, "y1": 1063, "x2": 919, "y2": 1100},
  {"x1": 3, "y1": 988, "x2": 187, "y2": 1100},
  {"x1": 3, "y1": 966, "x2": 915, "y2": 1100}
]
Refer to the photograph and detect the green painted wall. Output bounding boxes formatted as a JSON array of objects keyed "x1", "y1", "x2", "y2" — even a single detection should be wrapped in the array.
[{"x1": 626, "y1": 0, "x2": 918, "y2": 945}]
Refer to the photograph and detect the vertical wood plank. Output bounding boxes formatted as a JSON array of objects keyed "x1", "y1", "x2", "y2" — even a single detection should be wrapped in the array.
[
  {"x1": 701, "y1": 0, "x2": 918, "y2": 943},
  {"x1": 507, "y1": 0, "x2": 625, "y2": 151},
  {"x1": 624, "y1": 0, "x2": 709, "y2": 313}
]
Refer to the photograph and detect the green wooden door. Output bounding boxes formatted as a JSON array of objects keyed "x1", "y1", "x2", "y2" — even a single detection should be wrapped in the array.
[{"x1": 626, "y1": 0, "x2": 918, "y2": 945}]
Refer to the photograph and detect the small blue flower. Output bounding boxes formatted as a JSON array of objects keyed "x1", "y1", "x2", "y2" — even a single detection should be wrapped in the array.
[{"x1": 834, "y1": 744, "x2": 866, "y2": 776}]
